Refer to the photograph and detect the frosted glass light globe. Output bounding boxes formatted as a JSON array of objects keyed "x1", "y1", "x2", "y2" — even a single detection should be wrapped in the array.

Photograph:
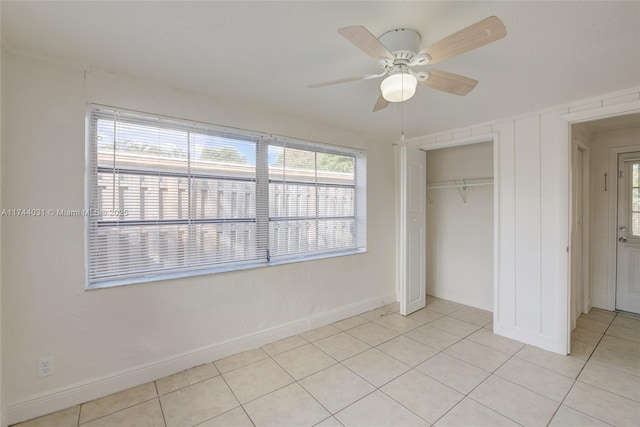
[{"x1": 380, "y1": 73, "x2": 418, "y2": 102}]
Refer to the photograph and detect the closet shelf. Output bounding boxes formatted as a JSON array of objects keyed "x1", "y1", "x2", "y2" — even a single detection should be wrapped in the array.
[{"x1": 426, "y1": 177, "x2": 493, "y2": 203}]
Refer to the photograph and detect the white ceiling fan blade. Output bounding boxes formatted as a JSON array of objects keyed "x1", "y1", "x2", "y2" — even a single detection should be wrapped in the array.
[
  {"x1": 338, "y1": 25, "x2": 393, "y2": 59},
  {"x1": 373, "y1": 94, "x2": 390, "y2": 112},
  {"x1": 308, "y1": 72, "x2": 386, "y2": 89},
  {"x1": 419, "y1": 69, "x2": 478, "y2": 96},
  {"x1": 308, "y1": 76, "x2": 369, "y2": 88},
  {"x1": 421, "y1": 16, "x2": 506, "y2": 64}
]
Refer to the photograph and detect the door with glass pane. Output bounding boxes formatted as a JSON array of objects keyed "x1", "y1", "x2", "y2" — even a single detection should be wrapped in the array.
[{"x1": 616, "y1": 152, "x2": 640, "y2": 314}]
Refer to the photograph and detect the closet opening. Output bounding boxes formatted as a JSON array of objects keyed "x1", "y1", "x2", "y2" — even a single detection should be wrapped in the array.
[{"x1": 424, "y1": 140, "x2": 494, "y2": 312}]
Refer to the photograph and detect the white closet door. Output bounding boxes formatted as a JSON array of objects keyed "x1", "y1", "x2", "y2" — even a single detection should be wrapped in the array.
[{"x1": 399, "y1": 146, "x2": 426, "y2": 315}]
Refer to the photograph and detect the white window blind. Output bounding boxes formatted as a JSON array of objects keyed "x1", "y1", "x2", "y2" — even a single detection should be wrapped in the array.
[
  {"x1": 267, "y1": 142, "x2": 366, "y2": 260},
  {"x1": 87, "y1": 106, "x2": 366, "y2": 288}
]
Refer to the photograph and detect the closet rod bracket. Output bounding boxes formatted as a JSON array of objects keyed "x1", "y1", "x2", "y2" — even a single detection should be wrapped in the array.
[{"x1": 456, "y1": 179, "x2": 467, "y2": 203}]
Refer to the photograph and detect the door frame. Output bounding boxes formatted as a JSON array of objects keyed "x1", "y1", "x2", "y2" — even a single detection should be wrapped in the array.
[
  {"x1": 570, "y1": 142, "x2": 590, "y2": 330},
  {"x1": 396, "y1": 133, "x2": 499, "y2": 323},
  {"x1": 562, "y1": 100, "x2": 640, "y2": 350}
]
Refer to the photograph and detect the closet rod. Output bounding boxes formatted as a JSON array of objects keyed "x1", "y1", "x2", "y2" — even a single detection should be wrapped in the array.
[{"x1": 426, "y1": 177, "x2": 493, "y2": 190}]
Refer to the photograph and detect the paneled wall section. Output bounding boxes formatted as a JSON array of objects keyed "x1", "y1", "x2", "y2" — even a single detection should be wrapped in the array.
[{"x1": 408, "y1": 88, "x2": 640, "y2": 354}]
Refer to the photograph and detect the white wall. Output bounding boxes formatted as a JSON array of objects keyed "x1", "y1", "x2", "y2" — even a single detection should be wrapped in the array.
[
  {"x1": 589, "y1": 125, "x2": 640, "y2": 310},
  {"x1": 2, "y1": 52, "x2": 397, "y2": 424},
  {"x1": 425, "y1": 142, "x2": 493, "y2": 311},
  {"x1": 407, "y1": 87, "x2": 640, "y2": 355}
]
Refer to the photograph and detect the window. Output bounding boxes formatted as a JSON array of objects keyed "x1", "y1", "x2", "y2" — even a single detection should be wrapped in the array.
[
  {"x1": 630, "y1": 161, "x2": 640, "y2": 237},
  {"x1": 268, "y1": 145, "x2": 360, "y2": 260},
  {"x1": 87, "y1": 106, "x2": 366, "y2": 288}
]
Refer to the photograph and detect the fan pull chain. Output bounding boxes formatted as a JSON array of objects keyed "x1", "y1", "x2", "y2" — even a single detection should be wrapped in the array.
[{"x1": 400, "y1": 72, "x2": 405, "y2": 142}]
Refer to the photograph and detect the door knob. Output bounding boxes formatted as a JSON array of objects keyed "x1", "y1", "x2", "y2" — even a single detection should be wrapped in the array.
[{"x1": 619, "y1": 237, "x2": 627, "y2": 243}]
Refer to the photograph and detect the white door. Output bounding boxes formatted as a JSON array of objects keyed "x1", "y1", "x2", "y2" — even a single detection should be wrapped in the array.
[
  {"x1": 399, "y1": 146, "x2": 426, "y2": 315},
  {"x1": 616, "y1": 152, "x2": 640, "y2": 314}
]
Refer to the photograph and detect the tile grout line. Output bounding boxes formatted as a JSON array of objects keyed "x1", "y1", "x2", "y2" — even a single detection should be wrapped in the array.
[
  {"x1": 375, "y1": 388, "x2": 434, "y2": 425},
  {"x1": 216, "y1": 368, "x2": 260, "y2": 426},
  {"x1": 334, "y1": 310, "x2": 505, "y2": 426},
  {"x1": 75, "y1": 395, "x2": 159, "y2": 426},
  {"x1": 319, "y1": 341, "x2": 374, "y2": 362},
  {"x1": 224, "y1": 314, "x2": 393, "y2": 418},
  {"x1": 445, "y1": 308, "x2": 605, "y2": 425},
  {"x1": 572, "y1": 311, "x2": 618, "y2": 380},
  {"x1": 239, "y1": 405, "x2": 257, "y2": 427},
  {"x1": 465, "y1": 397, "x2": 526, "y2": 427},
  {"x1": 492, "y1": 358, "x2": 574, "y2": 400},
  {"x1": 569, "y1": 370, "x2": 640, "y2": 405},
  {"x1": 585, "y1": 357, "x2": 640, "y2": 387},
  {"x1": 75, "y1": 404, "x2": 81, "y2": 427},
  {"x1": 228, "y1": 356, "x2": 295, "y2": 404},
  {"x1": 421, "y1": 308, "x2": 634, "y2": 427},
  {"x1": 262, "y1": 347, "x2": 338, "y2": 422},
  {"x1": 214, "y1": 352, "x2": 271, "y2": 376},
  {"x1": 375, "y1": 329, "x2": 469, "y2": 424},
  {"x1": 311, "y1": 321, "x2": 425, "y2": 420},
  {"x1": 346, "y1": 307, "x2": 505, "y2": 425},
  {"x1": 549, "y1": 382, "x2": 617, "y2": 427},
  {"x1": 491, "y1": 366, "x2": 571, "y2": 413},
  {"x1": 379, "y1": 314, "x2": 517, "y2": 426},
  {"x1": 261, "y1": 334, "x2": 311, "y2": 358},
  {"x1": 192, "y1": 405, "x2": 257, "y2": 427},
  {"x1": 509, "y1": 348, "x2": 584, "y2": 380},
  {"x1": 377, "y1": 302, "x2": 487, "y2": 423},
  {"x1": 429, "y1": 340, "x2": 525, "y2": 427},
  {"x1": 153, "y1": 382, "x2": 168, "y2": 427},
  {"x1": 545, "y1": 311, "x2": 619, "y2": 427}
]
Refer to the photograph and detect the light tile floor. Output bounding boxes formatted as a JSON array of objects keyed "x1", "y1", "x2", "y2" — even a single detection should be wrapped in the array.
[{"x1": 13, "y1": 297, "x2": 640, "y2": 427}]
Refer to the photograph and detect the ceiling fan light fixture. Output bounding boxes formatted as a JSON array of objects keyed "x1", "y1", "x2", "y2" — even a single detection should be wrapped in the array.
[
  {"x1": 310, "y1": 17, "x2": 506, "y2": 111},
  {"x1": 380, "y1": 72, "x2": 417, "y2": 102}
]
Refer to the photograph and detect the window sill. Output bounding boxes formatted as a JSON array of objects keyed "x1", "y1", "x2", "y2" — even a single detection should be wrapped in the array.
[{"x1": 86, "y1": 248, "x2": 367, "y2": 291}]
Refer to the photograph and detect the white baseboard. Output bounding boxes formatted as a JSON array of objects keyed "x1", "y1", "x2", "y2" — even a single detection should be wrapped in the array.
[
  {"x1": 428, "y1": 288, "x2": 493, "y2": 312},
  {"x1": 8, "y1": 292, "x2": 396, "y2": 425}
]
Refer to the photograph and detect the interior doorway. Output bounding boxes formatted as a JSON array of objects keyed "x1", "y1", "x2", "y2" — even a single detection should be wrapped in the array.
[{"x1": 569, "y1": 113, "x2": 640, "y2": 334}]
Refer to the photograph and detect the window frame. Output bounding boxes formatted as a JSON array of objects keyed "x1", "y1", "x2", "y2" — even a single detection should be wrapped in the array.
[
  {"x1": 627, "y1": 160, "x2": 640, "y2": 240},
  {"x1": 85, "y1": 105, "x2": 366, "y2": 289}
]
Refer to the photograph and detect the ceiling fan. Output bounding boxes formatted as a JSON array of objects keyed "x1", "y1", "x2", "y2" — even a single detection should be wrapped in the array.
[{"x1": 309, "y1": 16, "x2": 506, "y2": 112}]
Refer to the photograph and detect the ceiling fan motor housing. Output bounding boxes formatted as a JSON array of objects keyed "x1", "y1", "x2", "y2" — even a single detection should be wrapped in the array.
[
  {"x1": 379, "y1": 28, "x2": 421, "y2": 55},
  {"x1": 378, "y1": 28, "x2": 431, "y2": 72}
]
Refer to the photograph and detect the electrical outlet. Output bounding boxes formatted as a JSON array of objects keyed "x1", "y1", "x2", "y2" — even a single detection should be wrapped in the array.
[{"x1": 38, "y1": 356, "x2": 54, "y2": 377}]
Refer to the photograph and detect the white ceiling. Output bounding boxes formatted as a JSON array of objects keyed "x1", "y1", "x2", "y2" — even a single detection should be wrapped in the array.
[{"x1": 2, "y1": 1, "x2": 639, "y2": 142}]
